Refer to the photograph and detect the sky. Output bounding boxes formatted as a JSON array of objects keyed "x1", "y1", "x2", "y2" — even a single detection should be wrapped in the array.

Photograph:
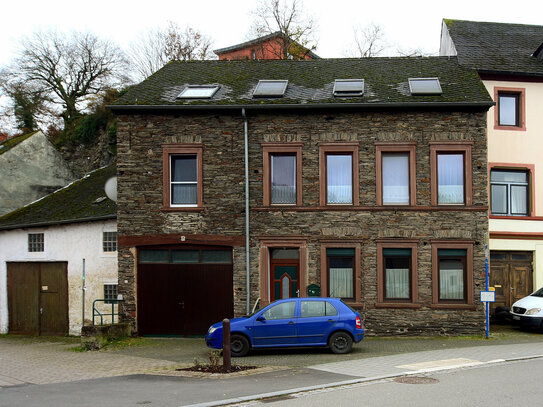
[{"x1": 1, "y1": 0, "x2": 542, "y2": 68}]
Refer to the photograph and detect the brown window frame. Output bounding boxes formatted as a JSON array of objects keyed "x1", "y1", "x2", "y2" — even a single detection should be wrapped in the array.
[
  {"x1": 431, "y1": 240, "x2": 474, "y2": 308},
  {"x1": 262, "y1": 143, "x2": 303, "y2": 206},
  {"x1": 376, "y1": 240, "x2": 419, "y2": 307},
  {"x1": 430, "y1": 142, "x2": 472, "y2": 206},
  {"x1": 489, "y1": 163, "x2": 535, "y2": 218},
  {"x1": 319, "y1": 143, "x2": 359, "y2": 207},
  {"x1": 494, "y1": 87, "x2": 526, "y2": 131},
  {"x1": 162, "y1": 144, "x2": 203, "y2": 211},
  {"x1": 320, "y1": 241, "x2": 362, "y2": 305},
  {"x1": 375, "y1": 143, "x2": 417, "y2": 206}
]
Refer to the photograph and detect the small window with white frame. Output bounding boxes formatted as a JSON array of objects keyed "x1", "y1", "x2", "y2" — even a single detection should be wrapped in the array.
[
  {"x1": 28, "y1": 233, "x2": 44, "y2": 252},
  {"x1": 103, "y1": 231, "x2": 117, "y2": 252}
]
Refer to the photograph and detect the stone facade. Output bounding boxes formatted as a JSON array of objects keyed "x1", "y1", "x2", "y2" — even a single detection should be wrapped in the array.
[{"x1": 116, "y1": 109, "x2": 488, "y2": 336}]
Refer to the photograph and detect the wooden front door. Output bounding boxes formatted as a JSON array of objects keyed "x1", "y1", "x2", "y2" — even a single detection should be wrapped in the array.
[
  {"x1": 270, "y1": 259, "x2": 299, "y2": 301},
  {"x1": 7, "y1": 262, "x2": 68, "y2": 335},
  {"x1": 489, "y1": 251, "x2": 533, "y2": 313}
]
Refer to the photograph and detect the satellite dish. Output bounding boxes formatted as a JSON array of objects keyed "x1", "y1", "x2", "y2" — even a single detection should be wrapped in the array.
[{"x1": 104, "y1": 176, "x2": 117, "y2": 202}]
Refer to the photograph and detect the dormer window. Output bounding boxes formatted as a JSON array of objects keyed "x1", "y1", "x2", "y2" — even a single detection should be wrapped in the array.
[
  {"x1": 333, "y1": 79, "x2": 364, "y2": 97},
  {"x1": 408, "y1": 78, "x2": 442, "y2": 95},
  {"x1": 177, "y1": 86, "x2": 220, "y2": 99},
  {"x1": 253, "y1": 80, "x2": 288, "y2": 98}
]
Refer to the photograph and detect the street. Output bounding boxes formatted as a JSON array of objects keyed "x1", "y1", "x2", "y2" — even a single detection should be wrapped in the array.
[{"x1": 253, "y1": 358, "x2": 543, "y2": 407}]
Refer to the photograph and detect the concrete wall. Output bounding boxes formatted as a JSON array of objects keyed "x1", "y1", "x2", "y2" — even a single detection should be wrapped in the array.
[
  {"x1": 0, "y1": 220, "x2": 117, "y2": 335},
  {"x1": 116, "y1": 109, "x2": 489, "y2": 336},
  {"x1": 0, "y1": 131, "x2": 74, "y2": 216}
]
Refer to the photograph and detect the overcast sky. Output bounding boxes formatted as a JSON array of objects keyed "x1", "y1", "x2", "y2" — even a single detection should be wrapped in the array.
[{"x1": 1, "y1": 0, "x2": 541, "y2": 68}]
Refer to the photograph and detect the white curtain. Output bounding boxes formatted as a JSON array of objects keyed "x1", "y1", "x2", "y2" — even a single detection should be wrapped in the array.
[
  {"x1": 271, "y1": 155, "x2": 296, "y2": 204},
  {"x1": 383, "y1": 154, "x2": 409, "y2": 204},
  {"x1": 511, "y1": 185, "x2": 528, "y2": 214},
  {"x1": 329, "y1": 268, "x2": 353, "y2": 298},
  {"x1": 385, "y1": 268, "x2": 410, "y2": 298},
  {"x1": 439, "y1": 260, "x2": 464, "y2": 299},
  {"x1": 327, "y1": 155, "x2": 352, "y2": 204},
  {"x1": 438, "y1": 154, "x2": 464, "y2": 204}
]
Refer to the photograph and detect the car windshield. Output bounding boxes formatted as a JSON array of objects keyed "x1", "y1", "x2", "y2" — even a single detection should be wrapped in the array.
[{"x1": 531, "y1": 287, "x2": 543, "y2": 297}]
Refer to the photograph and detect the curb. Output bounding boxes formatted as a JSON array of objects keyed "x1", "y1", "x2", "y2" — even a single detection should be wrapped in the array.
[{"x1": 181, "y1": 354, "x2": 543, "y2": 407}]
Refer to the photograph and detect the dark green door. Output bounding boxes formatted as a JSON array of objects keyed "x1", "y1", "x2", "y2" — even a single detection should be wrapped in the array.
[{"x1": 270, "y1": 260, "x2": 299, "y2": 301}]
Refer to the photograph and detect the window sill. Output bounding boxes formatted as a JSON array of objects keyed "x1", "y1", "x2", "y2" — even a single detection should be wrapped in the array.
[
  {"x1": 430, "y1": 303, "x2": 476, "y2": 310},
  {"x1": 494, "y1": 125, "x2": 526, "y2": 131},
  {"x1": 161, "y1": 206, "x2": 205, "y2": 212},
  {"x1": 490, "y1": 215, "x2": 537, "y2": 220},
  {"x1": 375, "y1": 302, "x2": 421, "y2": 309}
]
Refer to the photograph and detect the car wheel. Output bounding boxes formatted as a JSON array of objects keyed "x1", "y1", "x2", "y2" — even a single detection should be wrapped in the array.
[
  {"x1": 230, "y1": 334, "x2": 250, "y2": 357},
  {"x1": 328, "y1": 331, "x2": 353, "y2": 354}
]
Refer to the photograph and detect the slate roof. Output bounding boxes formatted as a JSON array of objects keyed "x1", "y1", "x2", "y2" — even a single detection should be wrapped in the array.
[
  {"x1": 214, "y1": 31, "x2": 321, "y2": 59},
  {"x1": 0, "y1": 130, "x2": 39, "y2": 156},
  {"x1": 444, "y1": 19, "x2": 543, "y2": 76},
  {"x1": 111, "y1": 57, "x2": 492, "y2": 111},
  {"x1": 0, "y1": 165, "x2": 116, "y2": 231}
]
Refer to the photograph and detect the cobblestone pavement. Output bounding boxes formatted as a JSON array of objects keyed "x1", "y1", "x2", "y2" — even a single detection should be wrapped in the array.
[
  {"x1": 1, "y1": 324, "x2": 542, "y2": 391},
  {"x1": 0, "y1": 339, "x2": 179, "y2": 388}
]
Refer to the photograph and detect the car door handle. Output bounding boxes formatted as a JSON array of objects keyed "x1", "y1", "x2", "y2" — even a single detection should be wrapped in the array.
[
  {"x1": 327, "y1": 319, "x2": 334, "y2": 323},
  {"x1": 288, "y1": 321, "x2": 295, "y2": 325}
]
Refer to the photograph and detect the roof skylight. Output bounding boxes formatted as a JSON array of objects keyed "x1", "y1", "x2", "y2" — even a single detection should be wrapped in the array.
[
  {"x1": 408, "y1": 78, "x2": 442, "y2": 95},
  {"x1": 253, "y1": 80, "x2": 288, "y2": 97},
  {"x1": 333, "y1": 79, "x2": 365, "y2": 96},
  {"x1": 177, "y1": 85, "x2": 220, "y2": 99}
]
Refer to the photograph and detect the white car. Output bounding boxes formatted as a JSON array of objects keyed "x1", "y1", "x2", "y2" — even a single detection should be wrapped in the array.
[{"x1": 510, "y1": 287, "x2": 543, "y2": 330}]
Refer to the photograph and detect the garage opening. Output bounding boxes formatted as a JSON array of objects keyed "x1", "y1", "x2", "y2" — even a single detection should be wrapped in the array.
[{"x1": 137, "y1": 245, "x2": 234, "y2": 335}]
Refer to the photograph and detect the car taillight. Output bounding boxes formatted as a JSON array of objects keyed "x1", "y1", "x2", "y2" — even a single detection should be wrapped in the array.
[{"x1": 356, "y1": 316, "x2": 362, "y2": 329}]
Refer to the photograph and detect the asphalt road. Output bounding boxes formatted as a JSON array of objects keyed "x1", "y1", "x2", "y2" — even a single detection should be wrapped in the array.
[{"x1": 258, "y1": 358, "x2": 543, "y2": 407}]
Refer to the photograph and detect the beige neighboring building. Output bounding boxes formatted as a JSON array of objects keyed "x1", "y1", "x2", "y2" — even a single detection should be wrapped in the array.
[
  {"x1": 0, "y1": 130, "x2": 74, "y2": 216},
  {"x1": 441, "y1": 19, "x2": 543, "y2": 315}
]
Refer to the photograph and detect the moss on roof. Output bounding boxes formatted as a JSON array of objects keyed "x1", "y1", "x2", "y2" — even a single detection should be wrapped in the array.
[
  {"x1": 444, "y1": 19, "x2": 543, "y2": 76},
  {"x1": 0, "y1": 131, "x2": 40, "y2": 156},
  {"x1": 0, "y1": 164, "x2": 117, "y2": 230},
  {"x1": 111, "y1": 57, "x2": 492, "y2": 109}
]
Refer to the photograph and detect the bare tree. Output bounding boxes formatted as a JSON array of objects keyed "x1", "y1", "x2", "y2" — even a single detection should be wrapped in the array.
[
  {"x1": 127, "y1": 22, "x2": 213, "y2": 81},
  {"x1": 3, "y1": 30, "x2": 127, "y2": 132},
  {"x1": 348, "y1": 23, "x2": 388, "y2": 58},
  {"x1": 396, "y1": 47, "x2": 433, "y2": 57},
  {"x1": 250, "y1": 0, "x2": 317, "y2": 59}
]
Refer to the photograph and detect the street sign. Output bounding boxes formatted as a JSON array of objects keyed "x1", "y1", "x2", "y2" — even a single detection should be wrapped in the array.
[{"x1": 480, "y1": 291, "x2": 496, "y2": 303}]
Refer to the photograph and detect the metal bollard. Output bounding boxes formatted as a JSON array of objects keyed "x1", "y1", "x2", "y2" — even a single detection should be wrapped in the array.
[{"x1": 222, "y1": 319, "x2": 231, "y2": 371}]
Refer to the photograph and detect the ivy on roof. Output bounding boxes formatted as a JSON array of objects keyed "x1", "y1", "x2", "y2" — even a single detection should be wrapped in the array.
[{"x1": 0, "y1": 164, "x2": 117, "y2": 231}]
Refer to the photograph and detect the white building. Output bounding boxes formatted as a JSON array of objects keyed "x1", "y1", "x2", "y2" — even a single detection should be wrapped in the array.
[{"x1": 0, "y1": 165, "x2": 117, "y2": 336}]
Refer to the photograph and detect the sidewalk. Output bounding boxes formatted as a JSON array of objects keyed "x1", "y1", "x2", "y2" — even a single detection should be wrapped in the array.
[{"x1": 1, "y1": 328, "x2": 543, "y2": 406}]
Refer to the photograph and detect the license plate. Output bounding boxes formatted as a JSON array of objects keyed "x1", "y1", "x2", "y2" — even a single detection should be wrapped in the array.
[{"x1": 513, "y1": 315, "x2": 520, "y2": 321}]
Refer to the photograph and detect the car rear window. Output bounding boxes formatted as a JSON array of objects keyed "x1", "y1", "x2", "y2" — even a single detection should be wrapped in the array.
[{"x1": 300, "y1": 301, "x2": 338, "y2": 317}]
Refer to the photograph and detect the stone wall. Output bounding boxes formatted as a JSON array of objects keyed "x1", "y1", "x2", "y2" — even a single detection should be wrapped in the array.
[{"x1": 116, "y1": 109, "x2": 488, "y2": 336}]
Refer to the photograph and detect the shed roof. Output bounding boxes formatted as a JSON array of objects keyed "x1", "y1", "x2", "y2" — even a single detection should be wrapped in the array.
[
  {"x1": 0, "y1": 165, "x2": 116, "y2": 231},
  {"x1": 110, "y1": 56, "x2": 493, "y2": 111},
  {"x1": 443, "y1": 19, "x2": 543, "y2": 77},
  {"x1": 0, "y1": 130, "x2": 40, "y2": 156}
]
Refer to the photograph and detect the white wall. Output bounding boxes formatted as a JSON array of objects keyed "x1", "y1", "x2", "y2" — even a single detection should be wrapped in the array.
[{"x1": 0, "y1": 220, "x2": 117, "y2": 335}]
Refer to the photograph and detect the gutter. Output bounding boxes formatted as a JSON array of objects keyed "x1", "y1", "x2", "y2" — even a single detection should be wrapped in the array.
[
  {"x1": 242, "y1": 108, "x2": 250, "y2": 315},
  {"x1": 0, "y1": 214, "x2": 117, "y2": 232},
  {"x1": 107, "y1": 101, "x2": 494, "y2": 113}
]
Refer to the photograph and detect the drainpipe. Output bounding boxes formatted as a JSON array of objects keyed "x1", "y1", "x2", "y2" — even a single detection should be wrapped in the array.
[{"x1": 242, "y1": 108, "x2": 250, "y2": 315}]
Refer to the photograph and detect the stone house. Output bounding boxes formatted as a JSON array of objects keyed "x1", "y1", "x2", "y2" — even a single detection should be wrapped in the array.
[
  {"x1": 0, "y1": 165, "x2": 117, "y2": 336},
  {"x1": 0, "y1": 130, "x2": 74, "y2": 216},
  {"x1": 110, "y1": 57, "x2": 493, "y2": 336},
  {"x1": 441, "y1": 19, "x2": 543, "y2": 316},
  {"x1": 214, "y1": 31, "x2": 319, "y2": 60}
]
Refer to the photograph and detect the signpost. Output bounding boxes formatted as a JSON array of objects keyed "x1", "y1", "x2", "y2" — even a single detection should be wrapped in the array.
[{"x1": 482, "y1": 233, "x2": 492, "y2": 338}]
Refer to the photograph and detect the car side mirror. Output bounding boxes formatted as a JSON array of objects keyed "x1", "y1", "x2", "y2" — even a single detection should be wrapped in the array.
[{"x1": 256, "y1": 315, "x2": 266, "y2": 322}]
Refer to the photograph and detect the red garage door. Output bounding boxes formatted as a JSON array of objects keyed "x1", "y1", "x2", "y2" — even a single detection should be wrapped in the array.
[{"x1": 137, "y1": 246, "x2": 234, "y2": 335}]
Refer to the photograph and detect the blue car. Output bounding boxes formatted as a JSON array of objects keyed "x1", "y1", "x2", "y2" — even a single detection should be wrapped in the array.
[{"x1": 205, "y1": 297, "x2": 364, "y2": 357}]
